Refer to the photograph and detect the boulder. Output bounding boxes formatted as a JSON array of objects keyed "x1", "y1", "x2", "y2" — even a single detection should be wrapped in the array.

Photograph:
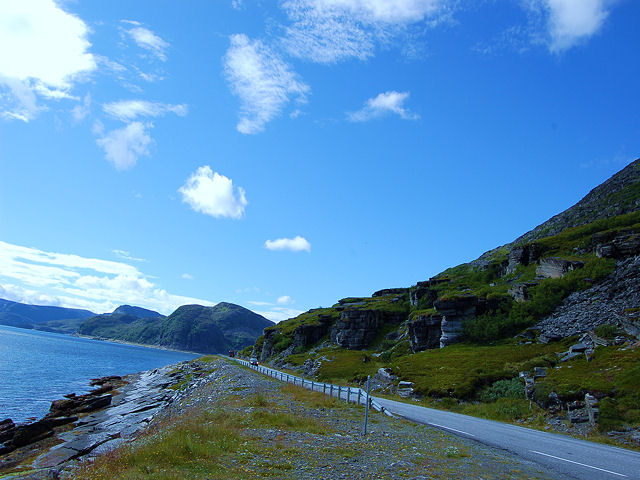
[
  {"x1": 397, "y1": 381, "x2": 415, "y2": 398},
  {"x1": 570, "y1": 343, "x2": 588, "y2": 353},
  {"x1": 48, "y1": 394, "x2": 112, "y2": 418}
]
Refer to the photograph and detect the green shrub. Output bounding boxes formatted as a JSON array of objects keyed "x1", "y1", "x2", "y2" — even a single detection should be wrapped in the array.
[
  {"x1": 595, "y1": 324, "x2": 619, "y2": 339},
  {"x1": 477, "y1": 377, "x2": 525, "y2": 403}
]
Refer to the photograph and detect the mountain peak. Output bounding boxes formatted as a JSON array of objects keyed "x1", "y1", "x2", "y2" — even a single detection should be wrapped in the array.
[{"x1": 112, "y1": 305, "x2": 163, "y2": 319}]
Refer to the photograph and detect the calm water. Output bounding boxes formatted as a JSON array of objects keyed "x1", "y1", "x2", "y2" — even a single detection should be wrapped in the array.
[{"x1": 0, "y1": 325, "x2": 198, "y2": 423}]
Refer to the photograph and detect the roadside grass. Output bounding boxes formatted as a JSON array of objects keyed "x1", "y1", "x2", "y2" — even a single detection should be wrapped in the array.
[
  {"x1": 73, "y1": 409, "x2": 244, "y2": 480},
  {"x1": 314, "y1": 349, "x2": 383, "y2": 383},
  {"x1": 73, "y1": 374, "x2": 337, "y2": 479},
  {"x1": 390, "y1": 341, "x2": 562, "y2": 399},
  {"x1": 280, "y1": 383, "x2": 345, "y2": 409}
]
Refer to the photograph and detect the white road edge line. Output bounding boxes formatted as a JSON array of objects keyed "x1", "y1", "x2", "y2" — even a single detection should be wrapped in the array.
[
  {"x1": 531, "y1": 450, "x2": 627, "y2": 477},
  {"x1": 428, "y1": 422, "x2": 475, "y2": 437}
]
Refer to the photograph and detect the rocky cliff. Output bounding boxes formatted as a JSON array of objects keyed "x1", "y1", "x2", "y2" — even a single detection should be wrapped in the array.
[{"x1": 253, "y1": 158, "x2": 640, "y2": 361}]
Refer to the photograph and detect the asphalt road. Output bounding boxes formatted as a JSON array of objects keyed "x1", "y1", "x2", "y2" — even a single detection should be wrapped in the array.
[{"x1": 234, "y1": 359, "x2": 640, "y2": 480}]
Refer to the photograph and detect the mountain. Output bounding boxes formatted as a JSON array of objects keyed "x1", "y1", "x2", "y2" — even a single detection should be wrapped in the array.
[
  {"x1": 247, "y1": 158, "x2": 640, "y2": 440},
  {"x1": 79, "y1": 302, "x2": 273, "y2": 354},
  {"x1": 0, "y1": 299, "x2": 95, "y2": 330},
  {"x1": 112, "y1": 305, "x2": 163, "y2": 319}
]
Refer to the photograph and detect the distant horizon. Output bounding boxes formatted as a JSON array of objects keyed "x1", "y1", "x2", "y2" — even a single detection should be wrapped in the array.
[{"x1": 1, "y1": 1, "x2": 638, "y2": 322}]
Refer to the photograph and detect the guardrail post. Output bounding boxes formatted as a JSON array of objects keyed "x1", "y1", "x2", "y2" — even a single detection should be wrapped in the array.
[
  {"x1": 363, "y1": 376, "x2": 371, "y2": 435},
  {"x1": 347, "y1": 387, "x2": 350, "y2": 403},
  {"x1": 311, "y1": 380, "x2": 314, "y2": 391},
  {"x1": 358, "y1": 388, "x2": 361, "y2": 405},
  {"x1": 330, "y1": 384, "x2": 333, "y2": 397},
  {"x1": 323, "y1": 383, "x2": 326, "y2": 394},
  {"x1": 338, "y1": 385, "x2": 341, "y2": 399}
]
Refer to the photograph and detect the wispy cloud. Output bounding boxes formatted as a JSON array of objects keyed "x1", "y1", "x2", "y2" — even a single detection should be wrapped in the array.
[
  {"x1": 0, "y1": 241, "x2": 212, "y2": 314},
  {"x1": 280, "y1": 0, "x2": 449, "y2": 63},
  {"x1": 0, "y1": 0, "x2": 95, "y2": 121},
  {"x1": 348, "y1": 90, "x2": 418, "y2": 122},
  {"x1": 102, "y1": 99, "x2": 188, "y2": 121},
  {"x1": 264, "y1": 236, "x2": 311, "y2": 253},
  {"x1": 72, "y1": 93, "x2": 92, "y2": 122},
  {"x1": 179, "y1": 166, "x2": 248, "y2": 219},
  {"x1": 181, "y1": 273, "x2": 194, "y2": 280},
  {"x1": 125, "y1": 22, "x2": 170, "y2": 61},
  {"x1": 95, "y1": 121, "x2": 153, "y2": 170},
  {"x1": 112, "y1": 249, "x2": 147, "y2": 263},
  {"x1": 224, "y1": 34, "x2": 309, "y2": 134}
]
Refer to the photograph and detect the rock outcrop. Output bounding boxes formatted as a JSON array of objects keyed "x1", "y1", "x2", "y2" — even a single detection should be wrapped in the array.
[
  {"x1": 536, "y1": 256, "x2": 640, "y2": 342},
  {"x1": 535, "y1": 257, "x2": 584, "y2": 279},
  {"x1": 507, "y1": 244, "x2": 540, "y2": 274},
  {"x1": 293, "y1": 315, "x2": 333, "y2": 349},
  {"x1": 408, "y1": 314, "x2": 442, "y2": 352},
  {"x1": 593, "y1": 229, "x2": 640, "y2": 259},
  {"x1": 330, "y1": 309, "x2": 384, "y2": 349}
]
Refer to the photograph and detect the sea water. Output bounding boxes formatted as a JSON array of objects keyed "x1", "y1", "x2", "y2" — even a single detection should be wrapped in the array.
[{"x1": 0, "y1": 324, "x2": 198, "y2": 423}]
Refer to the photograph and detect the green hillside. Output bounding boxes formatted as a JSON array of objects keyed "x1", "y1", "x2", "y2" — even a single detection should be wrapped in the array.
[{"x1": 79, "y1": 302, "x2": 273, "y2": 354}]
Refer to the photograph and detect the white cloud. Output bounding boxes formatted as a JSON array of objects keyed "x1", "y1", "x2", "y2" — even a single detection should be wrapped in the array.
[
  {"x1": 224, "y1": 34, "x2": 309, "y2": 134},
  {"x1": 72, "y1": 93, "x2": 91, "y2": 122},
  {"x1": 536, "y1": 0, "x2": 610, "y2": 52},
  {"x1": 0, "y1": 0, "x2": 95, "y2": 121},
  {"x1": 0, "y1": 240, "x2": 212, "y2": 314},
  {"x1": 112, "y1": 249, "x2": 147, "y2": 263},
  {"x1": 102, "y1": 99, "x2": 188, "y2": 122},
  {"x1": 277, "y1": 295, "x2": 293, "y2": 305},
  {"x1": 264, "y1": 236, "x2": 311, "y2": 253},
  {"x1": 126, "y1": 25, "x2": 169, "y2": 61},
  {"x1": 348, "y1": 90, "x2": 418, "y2": 121},
  {"x1": 179, "y1": 166, "x2": 248, "y2": 219},
  {"x1": 181, "y1": 273, "x2": 194, "y2": 280},
  {"x1": 280, "y1": 0, "x2": 449, "y2": 63},
  {"x1": 96, "y1": 121, "x2": 153, "y2": 170}
]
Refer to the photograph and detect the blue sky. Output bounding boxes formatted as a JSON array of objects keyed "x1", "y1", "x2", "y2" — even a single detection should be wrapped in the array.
[{"x1": 0, "y1": 0, "x2": 638, "y2": 321}]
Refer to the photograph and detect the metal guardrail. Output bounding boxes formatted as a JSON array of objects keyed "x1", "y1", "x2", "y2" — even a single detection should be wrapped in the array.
[{"x1": 230, "y1": 357, "x2": 391, "y2": 416}]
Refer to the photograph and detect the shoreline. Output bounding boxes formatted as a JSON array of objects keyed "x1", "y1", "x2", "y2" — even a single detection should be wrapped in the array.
[
  {"x1": 72, "y1": 333, "x2": 205, "y2": 357},
  {"x1": 0, "y1": 357, "x2": 206, "y2": 478}
]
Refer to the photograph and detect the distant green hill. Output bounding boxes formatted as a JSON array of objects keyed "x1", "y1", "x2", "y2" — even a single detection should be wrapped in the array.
[
  {"x1": 0, "y1": 298, "x2": 95, "y2": 330},
  {"x1": 78, "y1": 302, "x2": 273, "y2": 354}
]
